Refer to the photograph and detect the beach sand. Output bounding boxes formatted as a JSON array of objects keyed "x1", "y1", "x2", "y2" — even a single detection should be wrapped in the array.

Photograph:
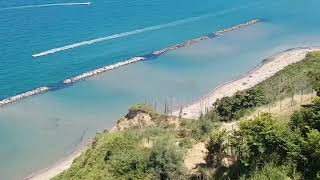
[
  {"x1": 173, "y1": 47, "x2": 320, "y2": 119},
  {"x1": 25, "y1": 145, "x2": 87, "y2": 180},
  {"x1": 26, "y1": 46, "x2": 320, "y2": 180}
]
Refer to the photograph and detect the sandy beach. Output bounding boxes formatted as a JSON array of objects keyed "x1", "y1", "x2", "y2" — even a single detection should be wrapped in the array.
[
  {"x1": 174, "y1": 46, "x2": 320, "y2": 119},
  {"x1": 25, "y1": 145, "x2": 87, "y2": 180},
  {"x1": 26, "y1": 46, "x2": 320, "y2": 180}
]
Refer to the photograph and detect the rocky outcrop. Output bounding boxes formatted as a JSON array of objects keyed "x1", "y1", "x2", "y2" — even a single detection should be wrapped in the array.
[
  {"x1": 111, "y1": 110, "x2": 154, "y2": 132},
  {"x1": 111, "y1": 105, "x2": 182, "y2": 132}
]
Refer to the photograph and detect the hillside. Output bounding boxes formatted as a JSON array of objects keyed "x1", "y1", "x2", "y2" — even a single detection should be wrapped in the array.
[{"x1": 53, "y1": 52, "x2": 320, "y2": 180}]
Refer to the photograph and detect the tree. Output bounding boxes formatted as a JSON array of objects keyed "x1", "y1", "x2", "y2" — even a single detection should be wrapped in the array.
[
  {"x1": 213, "y1": 88, "x2": 266, "y2": 121},
  {"x1": 206, "y1": 130, "x2": 229, "y2": 167},
  {"x1": 296, "y1": 129, "x2": 320, "y2": 179},
  {"x1": 290, "y1": 98, "x2": 320, "y2": 135},
  {"x1": 308, "y1": 71, "x2": 320, "y2": 96}
]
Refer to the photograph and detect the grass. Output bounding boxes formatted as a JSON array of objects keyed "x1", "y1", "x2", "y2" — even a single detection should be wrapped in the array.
[{"x1": 254, "y1": 52, "x2": 320, "y2": 103}]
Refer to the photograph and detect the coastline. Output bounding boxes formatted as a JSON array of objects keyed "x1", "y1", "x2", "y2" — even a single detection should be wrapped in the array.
[
  {"x1": 173, "y1": 46, "x2": 320, "y2": 119},
  {"x1": 25, "y1": 46, "x2": 320, "y2": 179},
  {"x1": 24, "y1": 143, "x2": 88, "y2": 180}
]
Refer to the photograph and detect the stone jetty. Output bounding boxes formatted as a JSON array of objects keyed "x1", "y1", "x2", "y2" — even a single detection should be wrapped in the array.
[
  {"x1": 0, "y1": 19, "x2": 261, "y2": 108},
  {"x1": 64, "y1": 57, "x2": 145, "y2": 84},
  {"x1": 64, "y1": 19, "x2": 260, "y2": 84},
  {"x1": 152, "y1": 19, "x2": 260, "y2": 56},
  {"x1": 0, "y1": 87, "x2": 49, "y2": 107}
]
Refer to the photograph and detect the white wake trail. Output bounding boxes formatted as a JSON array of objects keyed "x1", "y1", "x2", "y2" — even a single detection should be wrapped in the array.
[
  {"x1": 0, "y1": 2, "x2": 91, "y2": 11},
  {"x1": 32, "y1": 2, "x2": 262, "y2": 58}
]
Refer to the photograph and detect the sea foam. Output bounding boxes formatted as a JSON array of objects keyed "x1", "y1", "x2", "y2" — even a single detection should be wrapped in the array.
[
  {"x1": 32, "y1": 2, "x2": 261, "y2": 58},
  {"x1": 0, "y1": 2, "x2": 91, "y2": 11}
]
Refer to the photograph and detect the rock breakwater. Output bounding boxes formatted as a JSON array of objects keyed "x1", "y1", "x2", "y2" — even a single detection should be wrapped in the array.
[
  {"x1": 64, "y1": 57, "x2": 145, "y2": 84},
  {"x1": 0, "y1": 87, "x2": 49, "y2": 107}
]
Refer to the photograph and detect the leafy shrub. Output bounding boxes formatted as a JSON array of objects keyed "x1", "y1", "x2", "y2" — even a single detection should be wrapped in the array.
[
  {"x1": 296, "y1": 129, "x2": 320, "y2": 179},
  {"x1": 232, "y1": 114, "x2": 301, "y2": 167},
  {"x1": 204, "y1": 112, "x2": 320, "y2": 180},
  {"x1": 148, "y1": 137, "x2": 186, "y2": 180},
  {"x1": 182, "y1": 117, "x2": 220, "y2": 141},
  {"x1": 213, "y1": 88, "x2": 266, "y2": 121},
  {"x1": 241, "y1": 163, "x2": 302, "y2": 180},
  {"x1": 54, "y1": 131, "x2": 149, "y2": 180},
  {"x1": 290, "y1": 98, "x2": 320, "y2": 135},
  {"x1": 206, "y1": 130, "x2": 229, "y2": 167}
]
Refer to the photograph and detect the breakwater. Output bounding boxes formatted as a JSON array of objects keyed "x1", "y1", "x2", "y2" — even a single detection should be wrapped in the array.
[
  {"x1": 0, "y1": 19, "x2": 261, "y2": 107},
  {"x1": 0, "y1": 87, "x2": 49, "y2": 107},
  {"x1": 64, "y1": 57, "x2": 146, "y2": 84},
  {"x1": 152, "y1": 19, "x2": 260, "y2": 56},
  {"x1": 64, "y1": 19, "x2": 261, "y2": 84}
]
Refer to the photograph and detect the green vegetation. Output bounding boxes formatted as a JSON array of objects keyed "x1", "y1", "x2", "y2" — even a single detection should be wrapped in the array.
[
  {"x1": 240, "y1": 163, "x2": 302, "y2": 180},
  {"x1": 181, "y1": 114, "x2": 220, "y2": 141},
  {"x1": 290, "y1": 98, "x2": 320, "y2": 135},
  {"x1": 148, "y1": 137, "x2": 186, "y2": 179},
  {"x1": 54, "y1": 52, "x2": 320, "y2": 180},
  {"x1": 213, "y1": 88, "x2": 266, "y2": 121},
  {"x1": 205, "y1": 99, "x2": 320, "y2": 179},
  {"x1": 54, "y1": 105, "x2": 220, "y2": 180},
  {"x1": 308, "y1": 70, "x2": 320, "y2": 96},
  {"x1": 254, "y1": 52, "x2": 320, "y2": 102}
]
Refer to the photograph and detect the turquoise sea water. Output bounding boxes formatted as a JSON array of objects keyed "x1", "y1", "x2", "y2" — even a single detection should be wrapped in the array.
[{"x1": 1, "y1": 0, "x2": 320, "y2": 179}]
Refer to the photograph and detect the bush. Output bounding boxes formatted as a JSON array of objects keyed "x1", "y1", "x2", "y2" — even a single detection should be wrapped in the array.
[
  {"x1": 307, "y1": 69, "x2": 320, "y2": 96},
  {"x1": 54, "y1": 131, "x2": 149, "y2": 180},
  {"x1": 183, "y1": 115, "x2": 221, "y2": 141},
  {"x1": 241, "y1": 163, "x2": 301, "y2": 180},
  {"x1": 290, "y1": 98, "x2": 320, "y2": 135},
  {"x1": 231, "y1": 114, "x2": 302, "y2": 168},
  {"x1": 148, "y1": 137, "x2": 186, "y2": 180},
  {"x1": 204, "y1": 114, "x2": 305, "y2": 179},
  {"x1": 296, "y1": 129, "x2": 320, "y2": 179},
  {"x1": 206, "y1": 130, "x2": 229, "y2": 167},
  {"x1": 213, "y1": 88, "x2": 266, "y2": 121}
]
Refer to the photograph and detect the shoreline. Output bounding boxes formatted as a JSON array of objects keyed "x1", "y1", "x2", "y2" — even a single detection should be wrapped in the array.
[
  {"x1": 173, "y1": 46, "x2": 320, "y2": 119},
  {"x1": 24, "y1": 142, "x2": 88, "y2": 180},
  {"x1": 25, "y1": 46, "x2": 320, "y2": 180},
  {"x1": 0, "y1": 19, "x2": 260, "y2": 107}
]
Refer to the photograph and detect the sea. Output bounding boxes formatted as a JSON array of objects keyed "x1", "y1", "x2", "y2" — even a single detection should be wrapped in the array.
[{"x1": 1, "y1": 0, "x2": 320, "y2": 179}]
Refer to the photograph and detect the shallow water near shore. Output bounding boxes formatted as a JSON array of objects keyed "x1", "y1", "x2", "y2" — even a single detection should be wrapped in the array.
[{"x1": 2, "y1": 0, "x2": 320, "y2": 179}]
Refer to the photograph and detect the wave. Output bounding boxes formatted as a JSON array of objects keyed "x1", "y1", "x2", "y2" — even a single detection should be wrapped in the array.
[
  {"x1": 32, "y1": 1, "x2": 262, "y2": 58},
  {"x1": 0, "y1": 2, "x2": 91, "y2": 11}
]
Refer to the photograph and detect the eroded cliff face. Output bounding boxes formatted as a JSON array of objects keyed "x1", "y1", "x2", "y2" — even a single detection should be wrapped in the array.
[
  {"x1": 110, "y1": 105, "x2": 181, "y2": 132},
  {"x1": 111, "y1": 110, "x2": 154, "y2": 132}
]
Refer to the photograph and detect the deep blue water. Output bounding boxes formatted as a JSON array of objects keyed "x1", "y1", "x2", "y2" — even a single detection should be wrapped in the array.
[{"x1": 1, "y1": 0, "x2": 320, "y2": 179}]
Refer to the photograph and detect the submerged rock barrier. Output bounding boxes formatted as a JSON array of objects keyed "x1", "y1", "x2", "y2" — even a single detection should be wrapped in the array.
[
  {"x1": 0, "y1": 87, "x2": 49, "y2": 107},
  {"x1": 152, "y1": 19, "x2": 260, "y2": 56}
]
